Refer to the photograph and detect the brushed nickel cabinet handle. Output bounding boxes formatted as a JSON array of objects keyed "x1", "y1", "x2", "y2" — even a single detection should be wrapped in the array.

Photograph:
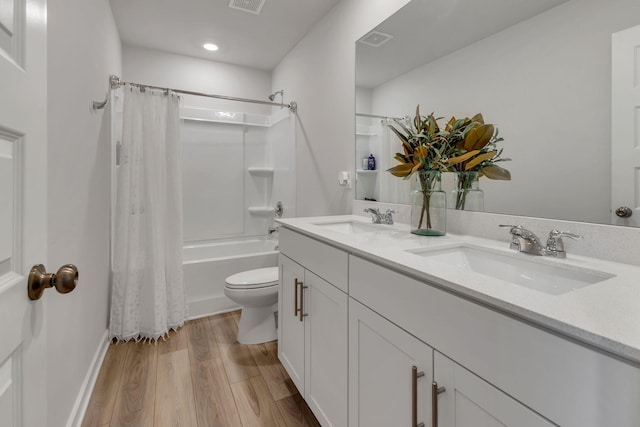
[
  {"x1": 412, "y1": 366, "x2": 425, "y2": 427},
  {"x1": 294, "y1": 278, "x2": 301, "y2": 316},
  {"x1": 299, "y1": 284, "x2": 308, "y2": 322},
  {"x1": 431, "y1": 381, "x2": 446, "y2": 427}
]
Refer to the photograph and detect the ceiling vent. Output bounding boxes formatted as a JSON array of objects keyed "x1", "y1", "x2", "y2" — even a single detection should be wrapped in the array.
[
  {"x1": 228, "y1": 0, "x2": 266, "y2": 14},
  {"x1": 358, "y1": 30, "x2": 394, "y2": 48}
]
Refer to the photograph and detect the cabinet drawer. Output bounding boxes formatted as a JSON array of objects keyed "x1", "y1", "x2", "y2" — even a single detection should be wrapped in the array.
[
  {"x1": 349, "y1": 255, "x2": 640, "y2": 427},
  {"x1": 280, "y1": 227, "x2": 348, "y2": 292}
]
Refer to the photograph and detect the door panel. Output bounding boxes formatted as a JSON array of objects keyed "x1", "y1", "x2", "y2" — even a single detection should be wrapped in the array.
[
  {"x1": 612, "y1": 24, "x2": 640, "y2": 226},
  {"x1": 0, "y1": 0, "x2": 47, "y2": 424},
  {"x1": 304, "y1": 271, "x2": 347, "y2": 427},
  {"x1": 435, "y1": 352, "x2": 555, "y2": 427},
  {"x1": 278, "y1": 255, "x2": 305, "y2": 393},
  {"x1": 349, "y1": 299, "x2": 433, "y2": 427}
]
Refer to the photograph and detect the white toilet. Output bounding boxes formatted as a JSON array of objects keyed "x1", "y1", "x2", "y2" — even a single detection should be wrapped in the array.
[{"x1": 224, "y1": 266, "x2": 279, "y2": 344}]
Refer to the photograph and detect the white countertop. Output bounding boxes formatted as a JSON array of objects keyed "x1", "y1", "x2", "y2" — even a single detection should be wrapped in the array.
[{"x1": 276, "y1": 215, "x2": 640, "y2": 365}]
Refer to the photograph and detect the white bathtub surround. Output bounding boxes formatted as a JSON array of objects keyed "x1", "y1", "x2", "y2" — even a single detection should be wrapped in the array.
[
  {"x1": 183, "y1": 237, "x2": 278, "y2": 319},
  {"x1": 110, "y1": 87, "x2": 186, "y2": 341}
]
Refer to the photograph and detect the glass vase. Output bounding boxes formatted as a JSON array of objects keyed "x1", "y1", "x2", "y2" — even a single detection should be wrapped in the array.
[
  {"x1": 410, "y1": 170, "x2": 446, "y2": 236},
  {"x1": 451, "y1": 171, "x2": 484, "y2": 211}
]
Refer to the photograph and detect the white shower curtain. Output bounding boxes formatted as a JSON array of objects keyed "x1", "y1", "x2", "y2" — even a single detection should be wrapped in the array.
[{"x1": 110, "y1": 87, "x2": 186, "y2": 341}]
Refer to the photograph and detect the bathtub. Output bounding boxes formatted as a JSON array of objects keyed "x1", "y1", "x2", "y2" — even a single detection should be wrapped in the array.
[{"x1": 183, "y1": 237, "x2": 279, "y2": 319}]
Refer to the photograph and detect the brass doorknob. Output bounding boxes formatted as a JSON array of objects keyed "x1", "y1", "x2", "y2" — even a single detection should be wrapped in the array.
[
  {"x1": 615, "y1": 207, "x2": 633, "y2": 218},
  {"x1": 28, "y1": 264, "x2": 78, "y2": 301}
]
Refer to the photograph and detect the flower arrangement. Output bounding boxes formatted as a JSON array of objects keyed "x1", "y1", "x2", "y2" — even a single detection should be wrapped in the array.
[
  {"x1": 387, "y1": 105, "x2": 510, "y2": 233},
  {"x1": 387, "y1": 105, "x2": 510, "y2": 181}
]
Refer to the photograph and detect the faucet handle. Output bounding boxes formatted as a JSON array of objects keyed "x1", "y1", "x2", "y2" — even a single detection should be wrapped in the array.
[
  {"x1": 546, "y1": 229, "x2": 583, "y2": 258},
  {"x1": 383, "y1": 209, "x2": 396, "y2": 225},
  {"x1": 499, "y1": 224, "x2": 524, "y2": 235},
  {"x1": 548, "y1": 229, "x2": 583, "y2": 240}
]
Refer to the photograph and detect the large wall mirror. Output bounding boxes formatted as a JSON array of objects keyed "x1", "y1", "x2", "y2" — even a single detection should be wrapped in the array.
[{"x1": 355, "y1": 0, "x2": 640, "y2": 227}]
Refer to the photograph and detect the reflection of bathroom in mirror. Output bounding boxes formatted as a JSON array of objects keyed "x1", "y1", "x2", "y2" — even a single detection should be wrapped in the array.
[{"x1": 355, "y1": 0, "x2": 640, "y2": 227}]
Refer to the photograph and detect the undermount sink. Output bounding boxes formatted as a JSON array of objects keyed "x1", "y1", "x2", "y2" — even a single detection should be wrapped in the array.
[
  {"x1": 312, "y1": 220, "x2": 391, "y2": 235},
  {"x1": 408, "y1": 245, "x2": 615, "y2": 295}
]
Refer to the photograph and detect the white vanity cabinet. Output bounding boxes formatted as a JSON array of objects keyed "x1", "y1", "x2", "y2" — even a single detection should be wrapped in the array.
[
  {"x1": 278, "y1": 228, "x2": 349, "y2": 427},
  {"x1": 349, "y1": 254, "x2": 640, "y2": 427},
  {"x1": 349, "y1": 298, "x2": 552, "y2": 427},
  {"x1": 277, "y1": 223, "x2": 640, "y2": 427},
  {"x1": 349, "y1": 299, "x2": 434, "y2": 427}
]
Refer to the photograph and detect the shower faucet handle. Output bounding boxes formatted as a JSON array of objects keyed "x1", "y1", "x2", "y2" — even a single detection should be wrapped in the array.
[
  {"x1": 268, "y1": 226, "x2": 280, "y2": 235},
  {"x1": 275, "y1": 201, "x2": 283, "y2": 218}
]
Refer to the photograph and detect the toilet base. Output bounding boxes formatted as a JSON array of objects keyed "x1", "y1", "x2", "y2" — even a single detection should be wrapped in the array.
[{"x1": 237, "y1": 303, "x2": 277, "y2": 344}]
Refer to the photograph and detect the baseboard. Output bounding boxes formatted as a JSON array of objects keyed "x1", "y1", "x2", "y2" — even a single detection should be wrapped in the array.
[{"x1": 65, "y1": 329, "x2": 110, "y2": 427}]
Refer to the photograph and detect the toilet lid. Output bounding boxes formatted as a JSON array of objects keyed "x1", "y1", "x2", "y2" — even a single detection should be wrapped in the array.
[{"x1": 225, "y1": 266, "x2": 279, "y2": 290}]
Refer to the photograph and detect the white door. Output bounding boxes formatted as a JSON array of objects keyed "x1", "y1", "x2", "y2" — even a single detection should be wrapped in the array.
[
  {"x1": 277, "y1": 255, "x2": 305, "y2": 393},
  {"x1": 0, "y1": 0, "x2": 48, "y2": 425},
  {"x1": 349, "y1": 299, "x2": 433, "y2": 427},
  {"x1": 304, "y1": 271, "x2": 347, "y2": 427},
  {"x1": 434, "y1": 352, "x2": 555, "y2": 427},
  {"x1": 612, "y1": 24, "x2": 640, "y2": 227}
]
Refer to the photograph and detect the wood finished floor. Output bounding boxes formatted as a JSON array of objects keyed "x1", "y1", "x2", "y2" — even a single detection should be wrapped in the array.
[{"x1": 82, "y1": 311, "x2": 320, "y2": 427}]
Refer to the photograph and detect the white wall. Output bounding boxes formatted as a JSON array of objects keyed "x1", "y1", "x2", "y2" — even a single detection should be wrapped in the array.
[
  {"x1": 122, "y1": 44, "x2": 273, "y2": 114},
  {"x1": 47, "y1": 0, "x2": 121, "y2": 426},
  {"x1": 272, "y1": 0, "x2": 411, "y2": 216},
  {"x1": 369, "y1": 0, "x2": 640, "y2": 224}
]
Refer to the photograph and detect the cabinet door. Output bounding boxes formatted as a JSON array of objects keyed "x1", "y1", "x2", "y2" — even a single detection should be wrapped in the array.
[
  {"x1": 434, "y1": 352, "x2": 555, "y2": 427},
  {"x1": 349, "y1": 299, "x2": 433, "y2": 427},
  {"x1": 278, "y1": 255, "x2": 306, "y2": 393},
  {"x1": 304, "y1": 271, "x2": 348, "y2": 427}
]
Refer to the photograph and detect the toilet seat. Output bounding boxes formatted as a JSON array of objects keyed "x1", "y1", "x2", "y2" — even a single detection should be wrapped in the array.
[{"x1": 225, "y1": 266, "x2": 279, "y2": 290}]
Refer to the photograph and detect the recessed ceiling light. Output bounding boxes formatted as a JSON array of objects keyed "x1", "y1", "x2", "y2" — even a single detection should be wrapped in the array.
[{"x1": 203, "y1": 43, "x2": 219, "y2": 52}]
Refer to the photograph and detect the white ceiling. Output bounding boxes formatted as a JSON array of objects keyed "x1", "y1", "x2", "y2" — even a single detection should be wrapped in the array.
[
  {"x1": 356, "y1": 0, "x2": 569, "y2": 88},
  {"x1": 109, "y1": 0, "x2": 341, "y2": 70}
]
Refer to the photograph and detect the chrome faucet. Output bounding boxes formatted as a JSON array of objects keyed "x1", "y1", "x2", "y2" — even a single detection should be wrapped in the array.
[
  {"x1": 364, "y1": 208, "x2": 395, "y2": 225},
  {"x1": 500, "y1": 225, "x2": 583, "y2": 257},
  {"x1": 500, "y1": 225, "x2": 545, "y2": 255},
  {"x1": 545, "y1": 229, "x2": 583, "y2": 258},
  {"x1": 364, "y1": 208, "x2": 383, "y2": 223}
]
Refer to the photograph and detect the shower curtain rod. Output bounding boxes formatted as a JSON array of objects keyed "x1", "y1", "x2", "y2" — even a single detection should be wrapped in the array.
[
  {"x1": 356, "y1": 112, "x2": 403, "y2": 121},
  {"x1": 92, "y1": 75, "x2": 297, "y2": 113}
]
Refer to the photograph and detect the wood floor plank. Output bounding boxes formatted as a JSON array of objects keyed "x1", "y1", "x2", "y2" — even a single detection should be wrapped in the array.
[
  {"x1": 186, "y1": 317, "x2": 221, "y2": 365},
  {"x1": 230, "y1": 376, "x2": 287, "y2": 427},
  {"x1": 154, "y1": 349, "x2": 197, "y2": 426},
  {"x1": 157, "y1": 326, "x2": 188, "y2": 355},
  {"x1": 81, "y1": 343, "x2": 130, "y2": 427},
  {"x1": 191, "y1": 358, "x2": 243, "y2": 427},
  {"x1": 249, "y1": 341, "x2": 297, "y2": 401},
  {"x1": 275, "y1": 393, "x2": 321, "y2": 427},
  {"x1": 110, "y1": 342, "x2": 158, "y2": 427},
  {"x1": 211, "y1": 315, "x2": 261, "y2": 384}
]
